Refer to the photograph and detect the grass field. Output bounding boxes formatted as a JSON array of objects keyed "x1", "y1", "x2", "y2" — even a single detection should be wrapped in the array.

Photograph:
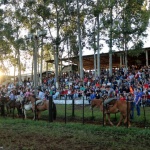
[
  {"x1": 21, "y1": 104, "x2": 150, "y2": 127},
  {"x1": 0, "y1": 104, "x2": 150, "y2": 150}
]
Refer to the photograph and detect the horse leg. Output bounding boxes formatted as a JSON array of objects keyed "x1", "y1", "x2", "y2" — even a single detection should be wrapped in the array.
[
  {"x1": 104, "y1": 114, "x2": 107, "y2": 125},
  {"x1": 24, "y1": 109, "x2": 27, "y2": 119},
  {"x1": 6, "y1": 106, "x2": 9, "y2": 116},
  {"x1": 17, "y1": 107, "x2": 22, "y2": 117},
  {"x1": 117, "y1": 114, "x2": 123, "y2": 127},
  {"x1": 107, "y1": 113, "x2": 114, "y2": 126},
  {"x1": 33, "y1": 110, "x2": 39, "y2": 120},
  {"x1": 16, "y1": 108, "x2": 19, "y2": 117},
  {"x1": 124, "y1": 114, "x2": 131, "y2": 127},
  {"x1": 33, "y1": 111, "x2": 36, "y2": 120},
  {"x1": 37, "y1": 111, "x2": 41, "y2": 120}
]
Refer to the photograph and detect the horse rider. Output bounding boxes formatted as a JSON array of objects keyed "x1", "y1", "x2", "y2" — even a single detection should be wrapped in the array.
[
  {"x1": 24, "y1": 88, "x2": 32, "y2": 98},
  {"x1": 103, "y1": 85, "x2": 116, "y2": 107},
  {"x1": 36, "y1": 88, "x2": 46, "y2": 105},
  {"x1": 6, "y1": 89, "x2": 17, "y2": 108}
]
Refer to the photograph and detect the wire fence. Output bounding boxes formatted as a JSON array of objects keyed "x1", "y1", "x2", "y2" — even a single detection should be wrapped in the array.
[{"x1": 0, "y1": 95, "x2": 150, "y2": 128}]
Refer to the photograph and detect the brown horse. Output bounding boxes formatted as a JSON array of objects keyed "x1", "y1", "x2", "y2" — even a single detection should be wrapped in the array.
[
  {"x1": 27, "y1": 95, "x2": 57, "y2": 120},
  {"x1": 0, "y1": 96, "x2": 22, "y2": 117},
  {"x1": 0, "y1": 96, "x2": 9, "y2": 116},
  {"x1": 91, "y1": 97, "x2": 131, "y2": 127},
  {"x1": 3, "y1": 96, "x2": 22, "y2": 117}
]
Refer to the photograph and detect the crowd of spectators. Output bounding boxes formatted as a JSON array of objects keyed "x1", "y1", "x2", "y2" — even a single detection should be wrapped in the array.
[{"x1": 0, "y1": 65, "x2": 150, "y2": 119}]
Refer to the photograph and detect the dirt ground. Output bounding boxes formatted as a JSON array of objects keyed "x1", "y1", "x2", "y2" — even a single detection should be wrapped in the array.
[{"x1": 0, "y1": 126, "x2": 107, "y2": 150}]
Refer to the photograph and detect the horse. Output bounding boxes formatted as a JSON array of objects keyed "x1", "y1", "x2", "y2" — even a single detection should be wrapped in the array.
[
  {"x1": 27, "y1": 95, "x2": 57, "y2": 120},
  {"x1": 1, "y1": 95, "x2": 23, "y2": 117},
  {"x1": 91, "y1": 96, "x2": 131, "y2": 127},
  {"x1": 0, "y1": 96, "x2": 9, "y2": 116},
  {"x1": 16, "y1": 95, "x2": 33, "y2": 119}
]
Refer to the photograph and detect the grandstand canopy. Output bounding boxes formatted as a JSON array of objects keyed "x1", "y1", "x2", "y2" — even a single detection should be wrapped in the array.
[{"x1": 46, "y1": 48, "x2": 150, "y2": 70}]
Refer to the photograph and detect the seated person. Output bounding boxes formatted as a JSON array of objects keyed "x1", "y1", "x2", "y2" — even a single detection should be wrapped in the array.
[
  {"x1": 67, "y1": 88, "x2": 73, "y2": 99},
  {"x1": 72, "y1": 89, "x2": 78, "y2": 99},
  {"x1": 89, "y1": 91, "x2": 96, "y2": 104},
  {"x1": 53, "y1": 89, "x2": 60, "y2": 100},
  {"x1": 95, "y1": 91, "x2": 100, "y2": 99},
  {"x1": 85, "y1": 88, "x2": 91, "y2": 100},
  {"x1": 78, "y1": 90, "x2": 83, "y2": 98}
]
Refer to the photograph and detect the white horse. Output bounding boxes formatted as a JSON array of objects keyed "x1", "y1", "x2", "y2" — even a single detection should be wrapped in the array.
[
  {"x1": 16, "y1": 95, "x2": 44, "y2": 119},
  {"x1": 16, "y1": 95, "x2": 33, "y2": 119}
]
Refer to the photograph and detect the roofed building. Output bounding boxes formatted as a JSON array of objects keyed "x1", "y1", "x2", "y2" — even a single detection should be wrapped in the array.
[{"x1": 45, "y1": 47, "x2": 150, "y2": 71}]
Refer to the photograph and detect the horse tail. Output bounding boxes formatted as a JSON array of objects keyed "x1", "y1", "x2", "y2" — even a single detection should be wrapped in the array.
[{"x1": 52, "y1": 102, "x2": 57, "y2": 120}]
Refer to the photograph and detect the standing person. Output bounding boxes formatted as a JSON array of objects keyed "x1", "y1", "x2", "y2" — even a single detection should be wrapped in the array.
[
  {"x1": 127, "y1": 93, "x2": 134, "y2": 119},
  {"x1": 119, "y1": 94, "x2": 126, "y2": 101},
  {"x1": 133, "y1": 88, "x2": 143, "y2": 118}
]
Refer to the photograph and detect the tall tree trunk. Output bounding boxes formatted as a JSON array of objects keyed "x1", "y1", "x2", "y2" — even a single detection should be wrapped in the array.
[
  {"x1": 94, "y1": 50, "x2": 97, "y2": 78},
  {"x1": 94, "y1": 20, "x2": 97, "y2": 78},
  {"x1": 17, "y1": 48, "x2": 21, "y2": 83},
  {"x1": 40, "y1": 37, "x2": 43, "y2": 85},
  {"x1": 97, "y1": 0, "x2": 100, "y2": 77},
  {"x1": 14, "y1": 65, "x2": 16, "y2": 83},
  {"x1": 17, "y1": 26, "x2": 21, "y2": 84},
  {"x1": 54, "y1": 46, "x2": 59, "y2": 88},
  {"x1": 33, "y1": 36, "x2": 38, "y2": 96},
  {"x1": 32, "y1": 58, "x2": 34, "y2": 81},
  {"x1": 15, "y1": 1, "x2": 21, "y2": 84},
  {"x1": 14, "y1": 52, "x2": 17, "y2": 83},
  {"x1": 55, "y1": 8, "x2": 59, "y2": 89},
  {"x1": 125, "y1": 35, "x2": 128, "y2": 73},
  {"x1": 77, "y1": 0, "x2": 83, "y2": 79},
  {"x1": 109, "y1": 2, "x2": 113, "y2": 76}
]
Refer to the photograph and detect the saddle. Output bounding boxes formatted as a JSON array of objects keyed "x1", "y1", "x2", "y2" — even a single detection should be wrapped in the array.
[
  {"x1": 104, "y1": 98, "x2": 117, "y2": 113},
  {"x1": 35, "y1": 100, "x2": 44, "y2": 106}
]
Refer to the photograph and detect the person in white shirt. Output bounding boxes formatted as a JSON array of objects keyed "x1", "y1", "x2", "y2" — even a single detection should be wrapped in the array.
[
  {"x1": 37, "y1": 88, "x2": 45, "y2": 100},
  {"x1": 53, "y1": 89, "x2": 60, "y2": 100}
]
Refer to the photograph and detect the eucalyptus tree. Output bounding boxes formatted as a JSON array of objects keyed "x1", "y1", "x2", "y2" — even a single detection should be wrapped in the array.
[
  {"x1": 63, "y1": 0, "x2": 93, "y2": 79},
  {"x1": 99, "y1": 0, "x2": 117, "y2": 76},
  {"x1": 111, "y1": 0, "x2": 150, "y2": 71},
  {"x1": 0, "y1": 0, "x2": 27, "y2": 82},
  {"x1": 0, "y1": 4, "x2": 20, "y2": 78},
  {"x1": 29, "y1": 0, "x2": 88, "y2": 85},
  {"x1": 97, "y1": 0, "x2": 150, "y2": 75},
  {"x1": 16, "y1": 0, "x2": 48, "y2": 87},
  {"x1": 0, "y1": 16, "x2": 12, "y2": 75},
  {"x1": 22, "y1": 0, "x2": 74, "y2": 88},
  {"x1": 86, "y1": 0, "x2": 108, "y2": 77}
]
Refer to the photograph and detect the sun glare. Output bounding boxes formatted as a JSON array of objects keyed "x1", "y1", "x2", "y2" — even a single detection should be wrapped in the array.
[{"x1": 0, "y1": 71, "x2": 3, "y2": 77}]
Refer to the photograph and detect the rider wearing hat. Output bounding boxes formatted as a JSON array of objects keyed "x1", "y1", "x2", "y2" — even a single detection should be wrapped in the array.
[{"x1": 37, "y1": 87, "x2": 45, "y2": 100}]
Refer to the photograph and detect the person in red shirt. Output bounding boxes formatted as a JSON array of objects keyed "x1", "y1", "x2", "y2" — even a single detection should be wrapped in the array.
[
  {"x1": 119, "y1": 94, "x2": 126, "y2": 101},
  {"x1": 95, "y1": 82, "x2": 100, "y2": 88}
]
